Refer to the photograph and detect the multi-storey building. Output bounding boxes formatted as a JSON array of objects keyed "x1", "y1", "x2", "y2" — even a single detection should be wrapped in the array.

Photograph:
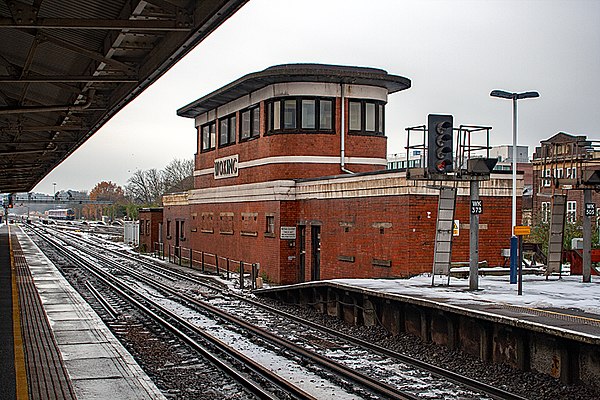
[
  {"x1": 161, "y1": 64, "x2": 516, "y2": 284},
  {"x1": 532, "y1": 132, "x2": 600, "y2": 225}
]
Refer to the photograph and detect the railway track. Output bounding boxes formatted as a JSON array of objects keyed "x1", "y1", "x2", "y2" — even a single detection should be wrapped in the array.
[{"x1": 27, "y1": 224, "x2": 527, "y2": 400}]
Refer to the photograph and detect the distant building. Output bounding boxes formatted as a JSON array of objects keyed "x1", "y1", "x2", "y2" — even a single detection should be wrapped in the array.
[
  {"x1": 531, "y1": 132, "x2": 600, "y2": 225},
  {"x1": 386, "y1": 151, "x2": 422, "y2": 170}
]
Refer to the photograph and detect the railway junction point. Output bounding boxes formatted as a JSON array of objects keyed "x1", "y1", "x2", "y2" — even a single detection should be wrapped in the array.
[{"x1": 2, "y1": 220, "x2": 600, "y2": 398}]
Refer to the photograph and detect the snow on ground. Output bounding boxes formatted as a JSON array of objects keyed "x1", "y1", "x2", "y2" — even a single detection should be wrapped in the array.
[{"x1": 332, "y1": 273, "x2": 600, "y2": 315}]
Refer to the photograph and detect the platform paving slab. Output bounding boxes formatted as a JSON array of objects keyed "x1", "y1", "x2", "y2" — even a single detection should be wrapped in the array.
[{"x1": 15, "y1": 228, "x2": 166, "y2": 400}]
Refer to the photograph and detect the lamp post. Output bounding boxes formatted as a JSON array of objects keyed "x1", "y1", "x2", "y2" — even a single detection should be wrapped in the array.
[
  {"x1": 52, "y1": 182, "x2": 57, "y2": 199},
  {"x1": 490, "y1": 90, "x2": 539, "y2": 284}
]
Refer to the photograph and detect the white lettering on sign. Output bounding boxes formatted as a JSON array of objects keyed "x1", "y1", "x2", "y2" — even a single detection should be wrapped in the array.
[
  {"x1": 280, "y1": 226, "x2": 297, "y2": 240},
  {"x1": 214, "y1": 154, "x2": 239, "y2": 179}
]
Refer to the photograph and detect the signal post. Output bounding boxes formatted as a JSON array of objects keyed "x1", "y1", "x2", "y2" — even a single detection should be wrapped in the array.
[{"x1": 406, "y1": 115, "x2": 497, "y2": 290}]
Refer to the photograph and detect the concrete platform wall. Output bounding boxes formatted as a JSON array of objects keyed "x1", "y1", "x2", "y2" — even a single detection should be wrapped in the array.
[{"x1": 259, "y1": 284, "x2": 600, "y2": 390}]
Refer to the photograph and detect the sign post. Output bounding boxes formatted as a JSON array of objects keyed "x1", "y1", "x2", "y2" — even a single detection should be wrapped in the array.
[{"x1": 469, "y1": 182, "x2": 481, "y2": 290}]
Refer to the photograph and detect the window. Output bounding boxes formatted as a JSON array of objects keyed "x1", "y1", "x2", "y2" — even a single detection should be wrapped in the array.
[
  {"x1": 240, "y1": 105, "x2": 260, "y2": 141},
  {"x1": 543, "y1": 169, "x2": 551, "y2": 187},
  {"x1": 567, "y1": 201, "x2": 577, "y2": 223},
  {"x1": 348, "y1": 100, "x2": 385, "y2": 135},
  {"x1": 180, "y1": 221, "x2": 185, "y2": 239},
  {"x1": 166, "y1": 220, "x2": 171, "y2": 238},
  {"x1": 541, "y1": 202, "x2": 550, "y2": 223},
  {"x1": 265, "y1": 215, "x2": 275, "y2": 236},
  {"x1": 284, "y1": 99, "x2": 296, "y2": 129},
  {"x1": 267, "y1": 97, "x2": 334, "y2": 133},
  {"x1": 320, "y1": 99, "x2": 333, "y2": 130},
  {"x1": 219, "y1": 114, "x2": 236, "y2": 147},
  {"x1": 201, "y1": 122, "x2": 216, "y2": 151},
  {"x1": 145, "y1": 221, "x2": 150, "y2": 236},
  {"x1": 301, "y1": 99, "x2": 316, "y2": 129}
]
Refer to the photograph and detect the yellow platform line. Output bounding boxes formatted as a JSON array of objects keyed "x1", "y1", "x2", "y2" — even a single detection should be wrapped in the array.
[{"x1": 9, "y1": 225, "x2": 29, "y2": 400}]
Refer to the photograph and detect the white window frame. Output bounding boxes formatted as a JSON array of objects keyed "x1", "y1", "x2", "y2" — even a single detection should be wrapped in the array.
[
  {"x1": 567, "y1": 201, "x2": 577, "y2": 223},
  {"x1": 543, "y1": 169, "x2": 551, "y2": 187},
  {"x1": 541, "y1": 201, "x2": 550, "y2": 223}
]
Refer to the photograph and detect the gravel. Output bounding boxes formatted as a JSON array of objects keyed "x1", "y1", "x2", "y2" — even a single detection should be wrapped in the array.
[{"x1": 254, "y1": 296, "x2": 600, "y2": 400}]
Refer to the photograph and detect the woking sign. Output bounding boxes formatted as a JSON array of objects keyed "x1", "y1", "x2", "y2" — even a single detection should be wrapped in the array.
[{"x1": 214, "y1": 154, "x2": 239, "y2": 179}]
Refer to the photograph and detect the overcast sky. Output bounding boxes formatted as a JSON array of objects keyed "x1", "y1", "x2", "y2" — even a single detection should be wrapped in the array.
[{"x1": 34, "y1": 0, "x2": 600, "y2": 195}]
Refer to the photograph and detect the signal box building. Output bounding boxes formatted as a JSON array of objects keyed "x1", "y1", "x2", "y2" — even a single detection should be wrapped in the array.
[{"x1": 162, "y1": 64, "x2": 516, "y2": 284}]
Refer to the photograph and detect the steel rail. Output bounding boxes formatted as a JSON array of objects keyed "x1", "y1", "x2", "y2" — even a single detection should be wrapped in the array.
[
  {"x1": 28, "y1": 226, "x2": 313, "y2": 400},
  {"x1": 46, "y1": 225, "x2": 525, "y2": 400},
  {"x1": 36, "y1": 225, "x2": 420, "y2": 400}
]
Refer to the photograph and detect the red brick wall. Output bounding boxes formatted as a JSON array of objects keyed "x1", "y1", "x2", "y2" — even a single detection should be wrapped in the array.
[
  {"x1": 162, "y1": 190, "x2": 514, "y2": 284},
  {"x1": 139, "y1": 209, "x2": 163, "y2": 253}
]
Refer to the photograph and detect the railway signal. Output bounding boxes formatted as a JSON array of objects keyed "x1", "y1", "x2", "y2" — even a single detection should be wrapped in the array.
[{"x1": 427, "y1": 114, "x2": 454, "y2": 174}]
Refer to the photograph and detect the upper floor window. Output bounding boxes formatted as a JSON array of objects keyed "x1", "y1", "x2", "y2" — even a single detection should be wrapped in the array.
[
  {"x1": 240, "y1": 105, "x2": 260, "y2": 141},
  {"x1": 201, "y1": 122, "x2": 216, "y2": 152},
  {"x1": 567, "y1": 201, "x2": 577, "y2": 223},
  {"x1": 219, "y1": 114, "x2": 237, "y2": 147},
  {"x1": 267, "y1": 97, "x2": 334, "y2": 133},
  {"x1": 348, "y1": 99, "x2": 384, "y2": 135},
  {"x1": 541, "y1": 202, "x2": 550, "y2": 223}
]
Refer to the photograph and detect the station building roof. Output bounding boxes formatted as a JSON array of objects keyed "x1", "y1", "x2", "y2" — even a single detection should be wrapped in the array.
[
  {"x1": 177, "y1": 63, "x2": 412, "y2": 118},
  {"x1": 0, "y1": 0, "x2": 247, "y2": 193}
]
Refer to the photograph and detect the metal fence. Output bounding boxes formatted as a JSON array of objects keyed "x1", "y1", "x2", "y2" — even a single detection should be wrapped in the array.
[{"x1": 153, "y1": 242, "x2": 260, "y2": 290}]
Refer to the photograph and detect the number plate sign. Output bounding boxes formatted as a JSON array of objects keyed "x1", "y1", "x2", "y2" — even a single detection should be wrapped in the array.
[
  {"x1": 471, "y1": 200, "x2": 483, "y2": 215},
  {"x1": 585, "y1": 203, "x2": 596, "y2": 217}
]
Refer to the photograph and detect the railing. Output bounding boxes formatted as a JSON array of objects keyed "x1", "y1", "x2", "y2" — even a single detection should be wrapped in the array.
[{"x1": 153, "y1": 242, "x2": 260, "y2": 289}]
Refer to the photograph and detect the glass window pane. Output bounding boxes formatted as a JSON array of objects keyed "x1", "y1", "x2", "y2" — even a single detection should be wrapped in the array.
[
  {"x1": 284, "y1": 99, "x2": 296, "y2": 129},
  {"x1": 229, "y1": 115, "x2": 236, "y2": 143},
  {"x1": 252, "y1": 107, "x2": 260, "y2": 137},
  {"x1": 378, "y1": 104, "x2": 384, "y2": 133},
  {"x1": 210, "y1": 123, "x2": 216, "y2": 148},
  {"x1": 349, "y1": 101, "x2": 361, "y2": 131},
  {"x1": 241, "y1": 110, "x2": 250, "y2": 139},
  {"x1": 202, "y1": 125, "x2": 210, "y2": 150},
  {"x1": 319, "y1": 99, "x2": 332, "y2": 130},
  {"x1": 365, "y1": 102, "x2": 375, "y2": 131},
  {"x1": 273, "y1": 101, "x2": 280, "y2": 130},
  {"x1": 220, "y1": 119, "x2": 228, "y2": 145},
  {"x1": 301, "y1": 99, "x2": 316, "y2": 129},
  {"x1": 267, "y1": 102, "x2": 272, "y2": 131}
]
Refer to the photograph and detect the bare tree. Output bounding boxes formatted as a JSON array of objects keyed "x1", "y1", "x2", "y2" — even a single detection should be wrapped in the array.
[
  {"x1": 163, "y1": 158, "x2": 194, "y2": 192},
  {"x1": 125, "y1": 158, "x2": 194, "y2": 206},
  {"x1": 126, "y1": 168, "x2": 165, "y2": 205}
]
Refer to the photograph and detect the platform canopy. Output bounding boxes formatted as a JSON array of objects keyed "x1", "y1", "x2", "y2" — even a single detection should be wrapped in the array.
[{"x1": 0, "y1": 0, "x2": 246, "y2": 193}]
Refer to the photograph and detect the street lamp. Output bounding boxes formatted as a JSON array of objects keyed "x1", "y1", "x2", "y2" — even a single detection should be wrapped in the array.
[
  {"x1": 490, "y1": 89, "x2": 539, "y2": 284},
  {"x1": 53, "y1": 182, "x2": 57, "y2": 199}
]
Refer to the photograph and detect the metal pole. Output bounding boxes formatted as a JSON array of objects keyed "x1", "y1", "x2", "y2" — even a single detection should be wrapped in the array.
[
  {"x1": 239, "y1": 261, "x2": 244, "y2": 289},
  {"x1": 215, "y1": 255, "x2": 219, "y2": 275},
  {"x1": 469, "y1": 180, "x2": 479, "y2": 290},
  {"x1": 583, "y1": 189, "x2": 592, "y2": 283},
  {"x1": 518, "y1": 235, "x2": 523, "y2": 295},
  {"x1": 201, "y1": 251, "x2": 205, "y2": 272},
  {"x1": 189, "y1": 248, "x2": 193, "y2": 269},
  {"x1": 510, "y1": 96, "x2": 518, "y2": 284},
  {"x1": 512, "y1": 96, "x2": 518, "y2": 232},
  {"x1": 226, "y1": 258, "x2": 230, "y2": 280}
]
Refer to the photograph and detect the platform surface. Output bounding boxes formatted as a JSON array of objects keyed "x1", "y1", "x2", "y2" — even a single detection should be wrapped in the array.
[{"x1": 1, "y1": 223, "x2": 166, "y2": 400}]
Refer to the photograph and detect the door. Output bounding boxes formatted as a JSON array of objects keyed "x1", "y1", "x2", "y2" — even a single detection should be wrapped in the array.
[
  {"x1": 298, "y1": 225, "x2": 306, "y2": 282},
  {"x1": 175, "y1": 221, "x2": 180, "y2": 258},
  {"x1": 311, "y1": 225, "x2": 321, "y2": 281}
]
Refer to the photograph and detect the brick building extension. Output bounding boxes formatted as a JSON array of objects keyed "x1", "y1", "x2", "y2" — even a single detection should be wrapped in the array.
[{"x1": 161, "y1": 64, "x2": 517, "y2": 284}]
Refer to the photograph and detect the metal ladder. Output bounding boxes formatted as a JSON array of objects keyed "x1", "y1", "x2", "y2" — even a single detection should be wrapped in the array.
[
  {"x1": 432, "y1": 187, "x2": 457, "y2": 285},
  {"x1": 546, "y1": 194, "x2": 567, "y2": 277}
]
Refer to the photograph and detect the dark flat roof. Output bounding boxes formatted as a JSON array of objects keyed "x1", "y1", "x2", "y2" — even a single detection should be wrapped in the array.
[{"x1": 177, "y1": 64, "x2": 411, "y2": 118}]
